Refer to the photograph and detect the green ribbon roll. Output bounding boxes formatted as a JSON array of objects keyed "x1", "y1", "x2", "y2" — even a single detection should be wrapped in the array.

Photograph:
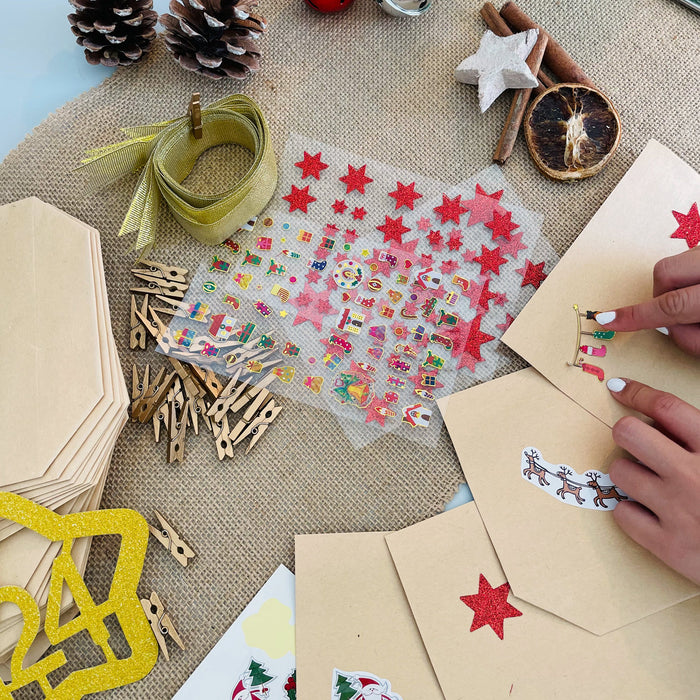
[{"x1": 80, "y1": 94, "x2": 277, "y2": 250}]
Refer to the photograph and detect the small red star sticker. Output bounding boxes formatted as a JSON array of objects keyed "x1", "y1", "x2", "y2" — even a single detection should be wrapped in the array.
[
  {"x1": 344, "y1": 228, "x2": 359, "y2": 243},
  {"x1": 340, "y1": 164, "x2": 373, "y2": 194},
  {"x1": 499, "y1": 230, "x2": 527, "y2": 259},
  {"x1": 462, "y1": 249, "x2": 477, "y2": 263},
  {"x1": 460, "y1": 574, "x2": 522, "y2": 640},
  {"x1": 294, "y1": 151, "x2": 328, "y2": 180},
  {"x1": 305, "y1": 269, "x2": 322, "y2": 284},
  {"x1": 434, "y1": 194, "x2": 469, "y2": 225},
  {"x1": 427, "y1": 230, "x2": 444, "y2": 251},
  {"x1": 496, "y1": 313, "x2": 515, "y2": 333},
  {"x1": 464, "y1": 277, "x2": 498, "y2": 313},
  {"x1": 324, "y1": 223, "x2": 340, "y2": 236},
  {"x1": 352, "y1": 206, "x2": 367, "y2": 221},
  {"x1": 440, "y1": 259, "x2": 460, "y2": 275},
  {"x1": 473, "y1": 245, "x2": 508, "y2": 276},
  {"x1": 463, "y1": 184, "x2": 505, "y2": 226},
  {"x1": 485, "y1": 210, "x2": 519, "y2": 242},
  {"x1": 417, "y1": 216, "x2": 432, "y2": 231},
  {"x1": 516, "y1": 259, "x2": 548, "y2": 289},
  {"x1": 671, "y1": 202, "x2": 700, "y2": 248},
  {"x1": 283, "y1": 184, "x2": 316, "y2": 213},
  {"x1": 376, "y1": 215, "x2": 411, "y2": 244},
  {"x1": 332, "y1": 199, "x2": 348, "y2": 214},
  {"x1": 446, "y1": 229, "x2": 463, "y2": 251},
  {"x1": 388, "y1": 181, "x2": 423, "y2": 210}
]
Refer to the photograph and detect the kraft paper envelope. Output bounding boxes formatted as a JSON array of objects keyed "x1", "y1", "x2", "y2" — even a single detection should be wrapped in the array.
[
  {"x1": 295, "y1": 532, "x2": 444, "y2": 700},
  {"x1": 437, "y1": 368, "x2": 699, "y2": 635},
  {"x1": 502, "y1": 140, "x2": 700, "y2": 427},
  {"x1": 386, "y1": 503, "x2": 700, "y2": 699}
]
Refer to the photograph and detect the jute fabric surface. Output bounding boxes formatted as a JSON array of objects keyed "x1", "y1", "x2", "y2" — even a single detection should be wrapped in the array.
[{"x1": 0, "y1": 1, "x2": 698, "y2": 697}]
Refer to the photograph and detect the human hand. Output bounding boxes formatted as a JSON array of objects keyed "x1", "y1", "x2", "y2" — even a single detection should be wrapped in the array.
[
  {"x1": 594, "y1": 247, "x2": 700, "y2": 356},
  {"x1": 607, "y1": 377, "x2": 700, "y2": 585}
]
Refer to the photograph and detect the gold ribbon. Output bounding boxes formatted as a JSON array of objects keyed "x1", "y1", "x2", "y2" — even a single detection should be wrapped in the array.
[{"x1": 80, "y1": 94, "x2": 277, "y2": 250}]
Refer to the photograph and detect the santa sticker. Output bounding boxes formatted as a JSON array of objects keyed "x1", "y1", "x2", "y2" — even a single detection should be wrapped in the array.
[{"x1": 332, "y1": 669, "x2": 403, "y2": 700}]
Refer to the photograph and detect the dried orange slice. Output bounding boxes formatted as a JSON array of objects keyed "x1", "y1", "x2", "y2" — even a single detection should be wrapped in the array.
[{"x1": 524, "y1": 83, "x2": 621, "y2": 180}]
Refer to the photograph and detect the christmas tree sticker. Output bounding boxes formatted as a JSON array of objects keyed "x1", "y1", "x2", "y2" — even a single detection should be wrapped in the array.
[
  {"x1": 334, "y1": 672, "x2": 357, "y2": 700},
  {"x1": 332, "y1": 669, "x2": 404, "y2": 700},
  {"x1": 232, "y1": 659, "x2": 274, "y2": 700}
]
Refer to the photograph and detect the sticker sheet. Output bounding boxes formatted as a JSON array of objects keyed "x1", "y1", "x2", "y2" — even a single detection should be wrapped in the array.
[
  {"x1": 173, "y1": 565, "x2": 296, "y2": 700},
  {"x1": 161, "y1": 134, "x2": 557, "y2": 448}
]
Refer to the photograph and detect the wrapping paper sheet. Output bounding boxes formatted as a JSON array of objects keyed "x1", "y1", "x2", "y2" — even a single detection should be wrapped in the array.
[{"x1": 163, "y1": 134, "x2": 557, "y2": 448}]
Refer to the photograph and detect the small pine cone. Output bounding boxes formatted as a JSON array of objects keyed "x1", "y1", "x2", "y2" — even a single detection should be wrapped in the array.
[
  {"x1": 68, "y1": 0, "x2": 158, "y2": 67},
  {"x1": 160, "y1": 0, "x2": 267, "y2": 80}
]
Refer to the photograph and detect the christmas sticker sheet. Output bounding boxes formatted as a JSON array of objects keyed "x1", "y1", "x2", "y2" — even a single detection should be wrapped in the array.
[
  {"x1": 161, "y1": 134, "x2": 557, "y2": 448},
  {"x1": 436, "y1": 368, "x2": 699, "y2": 636},
  {"x1": 294, "y1": 532, "x2": 443, "y2": 700},
  {"x1": 385, "y1": 502, "x2": 700, "y2": 699},
  {"x1": 173, "y1": 565, "x2": 296, "y2": 700}
]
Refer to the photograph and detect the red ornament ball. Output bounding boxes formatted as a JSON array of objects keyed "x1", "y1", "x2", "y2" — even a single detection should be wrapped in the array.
[{"x1": 304, "y1": 0, "x2": 356, "y2": 12}]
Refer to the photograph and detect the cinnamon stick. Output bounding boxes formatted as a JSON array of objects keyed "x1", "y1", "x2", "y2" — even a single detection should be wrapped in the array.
[
  {"x1": 479, "y1": 3, "x2": 553, "y2": 95},
  {"x1": 493, "y1": 32, "x2": 548, "y2": 164},
  {"x1": 500, "y1": 1, "x2": 595, "y2": 88}
]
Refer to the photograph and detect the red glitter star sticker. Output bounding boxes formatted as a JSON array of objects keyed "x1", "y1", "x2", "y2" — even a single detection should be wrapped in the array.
[
  {"x1": 427, "y1": 230, "x2": 444, "y2": 251},
  {"x1": 473, "y1": 245, "x2": 508, "y2": 276},
  {"x1": 294, "y1": 151, "x2": 328, "y2": 180},
  {"x1": 388, "y1": 181, "x2": 423, "y2": 210},
  {"x1": 340, "y1": 164, "x2": 373, "y2": 194},
  {"x1": 433, "y1": 194, "x2": 469, "y2": 225},
  {"x1": 671, "y1": 202, "x2": 700, "y2": 248},
  {"x1": 464, "y1": 277, "x2": 498, "y2": 313},
  {"x1": 344, "y1": 228, "x2": 359, "y2": 243},
  {"x1": 283, "y1": 184, "x2": 316, "y2": 213},
  {"x1": 446, "y1": 229, "x2": 463, "y2": 251},
  {"x1": 440, "y1": 259, "x2": 460, "y2": 275},
  {"x1": 499, "y1": 230, "x2": 527, "y2": 260},
  {"x1": 289, "y1": 283, "x2": 338, "y2": 331},
  {"x1": 450, "y1": 315, "x2": 495, "y2": 371},
  {"x1": 376, "y1": 215, "x2": 411, "y2": 244},
  {"x1": 352, "y1": 206, "x2": 367, "y2": 220},
  {"x1": 460, "y1": 574, "x2": 522, "y2": 640},
  {"x1": 496, "y1": 313, "x2": 515, "y2": 333},
  {"x1": 463, "y1": 184, "x2": 505, "y2": 226},
  {"x1": 332, "y1": 199, "x2": 348, "y2": 214},
  {"x1": 485, "y1": 210, "x2": 519, "y2": 242},
  {"x1": 364, "y1": 395, "x2": 392, "y2": 427},
  {"x1": 516, "y1": 259, "x2": 548, "y2": 289},
  {"x1": 417, "y1": 216, "x2": 432, "y2": 231}
]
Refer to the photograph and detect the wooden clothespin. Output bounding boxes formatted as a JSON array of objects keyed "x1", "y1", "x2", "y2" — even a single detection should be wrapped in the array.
[
  {"x1": 149, "y1": 511, "x2": 195, "y2": 567},
  {"x1": 229, "y1": 386, "x2": 272, "y2": 443},
  {"x1": 189, "y1": 92, "x2": 203, "y2": 139},
  {"x1": 212, "y1": 414, "x2": 234, "y2": 461},
  {"x1": 140, "y1": 592, "x2": 185, "y2": 661},
  {"x1": 130, "y1": 272, "x2": 189, "y2": 299},
  {"x1": 154, "y1": 377, "x2": 181, "y2": 443},
  {"x1": 132, "y1": 260, "x2": 188, "y2": 285},
  {"x1": 189, "y1": 364, "x2": 224, "y2": 400},
  {"x1": 232, "y1": 398, "x2": 283, "y2": 454},
  {"x1": 130, "y1": 294, "x2": 149, "y2": 350},
  {"x1": 229, "y1": 372, "x2": 276, "y2": 417},
  {"x1": 131, "y1": 364, "x2": 150, "y2": 422},
  {"x1": 167, "y1": 391, "x2": 189, "y2": 463},
  {"x1": 206, "y1": 368, "x2": 245, "y2": 424},
  {"x1": 132, "y1": 368, "x2": 177, "y2": 423}
]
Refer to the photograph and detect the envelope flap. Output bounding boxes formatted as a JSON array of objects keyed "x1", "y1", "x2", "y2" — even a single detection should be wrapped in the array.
[{"x1": 438, "y1": 369, "x2": 700, "y2": 635}]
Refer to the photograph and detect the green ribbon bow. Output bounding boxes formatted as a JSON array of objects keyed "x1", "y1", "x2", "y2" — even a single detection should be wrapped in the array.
[{"x1": 80, "y1": 94, "x2": 277, "y2": 251}]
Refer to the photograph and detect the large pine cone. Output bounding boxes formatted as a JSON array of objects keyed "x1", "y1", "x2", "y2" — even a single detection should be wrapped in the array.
[
  {"x1": 68, "y1": 0, "x2": 158, "y2": 66},
  {"x1": 160, "y1": 0, "x2": 267, "y2": 80}
]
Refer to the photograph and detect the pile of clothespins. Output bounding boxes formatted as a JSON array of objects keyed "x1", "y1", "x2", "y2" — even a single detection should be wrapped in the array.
[{"x1": 129, "y1": 260, "x2": 283, "y2": 463}]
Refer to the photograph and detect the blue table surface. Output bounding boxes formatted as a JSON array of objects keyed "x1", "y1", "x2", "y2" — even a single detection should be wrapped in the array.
[{"x1": 0, "y1": 0, "x2": 472, "y2": 510}]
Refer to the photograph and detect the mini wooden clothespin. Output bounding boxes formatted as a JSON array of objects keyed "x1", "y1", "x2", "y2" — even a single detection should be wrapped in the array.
[
  {"x1": 133, "y1": 260, "x2": 189, "y2": 285},
  {"x1": 149, "y1": 511, "x2": 195, "y2": 567},
  {"x1": 130, "y1": 272, "x2": 189, "y2": 300},
  {"x1": 206, "y1": 368, "x2": 245, "y2": 424},
  {"x1": 189, "y1": 92, "x2": 203, "y2": 139},
  {"x1": 130, "y1": 294, "x2": 149, "y2": 350},
  {"x1": 131, "y1": 364, "x2": 150, "y2": 422},
  {"x1": 140, "y1": 592, "x2": 186, "y2": 661},
  {"x1": 232, "y1": 399, "x2": 283, "y2": 454},
  {"x1": 132, "y1": 368, "x2": 177, "y2": 423},
  {"x1": 189, "y1": 364, "x2": 224, "y2": 400},
  {"x1": 167, "y1": 393, "x2": 189, "y2": 463},
  {"x1": 212, "y1": 414, "x2": 234, "y2": 461}
]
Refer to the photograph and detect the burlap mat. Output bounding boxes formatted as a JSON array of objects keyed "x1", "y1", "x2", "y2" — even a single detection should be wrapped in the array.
[{"x1": 1, "y1": 0, "x2": 698, "y2": 697}]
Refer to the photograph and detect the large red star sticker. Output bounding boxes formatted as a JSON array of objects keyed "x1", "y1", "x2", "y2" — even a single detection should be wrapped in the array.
[
  {"x1": 460, "y1": 574, "x2": 522, "y2": 640},
  {"x1": 464, "y1": 276, "x2": 498, "y2": 314},
  {"x1": 463, "y1": 184, "x2": 506, "y2": 226},
  {"x1": 388, "y1": 181, "x2": 423, "y2": 210},
  {"x1": 473, "y1": 245, "x2": 508, "y2": 276},
  {"x1": 283, "y1": 184, "x2": 316, "y2": 213},
  {"x1": 671, "y1": 202, "x2": 700, "y2": 248},
  {"x1": 516, "y1": 259, "x2": 548, "y2": 289},
  {"x1": 340, "y1": 164, "x2": 373, "y2": 194},
  {"x1": 446, "y1": 315, "x2": 496, "y2": 371},
  {"x1": 485, "y1": 210, "x2": 519, "y2": 242},
  {"x1": 289, "y1": 283, "x2": 338, "y2": 331},
  {"x1": 294, "y1": 151, "x2": 328, "y2": 180},
  {"x1": 376, "y1": 215, "x2": 411, "y2": 244},
  {"x1": 434, "y1": 194, "x2": 469, "y2": 225}
]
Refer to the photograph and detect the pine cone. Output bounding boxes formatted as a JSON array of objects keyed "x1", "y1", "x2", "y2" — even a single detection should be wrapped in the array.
[
  {"x1": 68, "y1": 0, "x2": 158, "y2": 67},
  {"x1": 160, "y1": 0, "x2": 267, "y2": 80}
]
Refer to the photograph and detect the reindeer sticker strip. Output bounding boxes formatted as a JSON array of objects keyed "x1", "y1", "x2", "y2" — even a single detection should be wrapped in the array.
[{"x1": 521, "y1": 447, "x2": 629, "y2": 510}]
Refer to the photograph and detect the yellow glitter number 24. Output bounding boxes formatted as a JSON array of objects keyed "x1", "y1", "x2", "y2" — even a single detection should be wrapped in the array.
[{"x1": 0, "y1": 492, "x2": 159, "y2": 699}]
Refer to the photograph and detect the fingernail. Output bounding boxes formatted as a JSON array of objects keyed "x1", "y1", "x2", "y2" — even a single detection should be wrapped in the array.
[
  {"x1": 607, "y1": 377, "x2": 627, "y2": 393},
  {"x1": 656, "y1": 326, "x2": 669, "y2": 336},
  {"x1": 595, "y1": 311, "x2": 616, "y2": 325}
]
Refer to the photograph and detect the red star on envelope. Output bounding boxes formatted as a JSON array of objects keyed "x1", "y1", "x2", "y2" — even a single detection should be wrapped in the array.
[
  {"x1": 496, "y1": 313, "x2": 515, "y2": 333},
  {"x1": 283, "y1": 184, "x2": 316, "y2": 213},
  {"x1": 434, "y1": 194, "x2": 470, "y2": 225},
  {"x1": 417, "y1": 216, "x2": 432, "y2": 231},
  {"x1": 499, "y1": 230, "x2": 527, "y2": 259},
  {"x1": 473, "y1": 245, "x2": 508, "y2": 276},
  {"x1": 289, "y1": 283, "x2": 338, "y2": 331},
  {"x1": 463, "y1": 184, "x2": 506, "y2": 226},
  {"x1": 332, "y1": 199, "x2": 348, "y2": 214},
  {"x1": 671, "y1": 202, "x2": 700, "y2": 248},
  {"x1": 460, "y1": 574, "x2": 522, "y2": 640},
  {"x1": 485, "y1": 210, "x2": 519, "y2": 242},
  {"x1": 344, "y1": 228, "x2": 359, "y2": 243},
  {"x1": 516, "y1": 259, "x2": 547, "y2": 289},
  {"x1": 464, "y1": 277, "x2": 498, "y2": 313},
  {"x1": 377, "y1": 215, "x2": 411, "y2": 244},
  {"x1": 352, "y1": 206, "x2": 367, "y2": 220},
  {"x1": 446, "y1": 229, "x2": 463, "y2": 251},
  {"x1": 388, "y1": 181, "x2": 423, "y2": 210},
  {"x1": 340, "y1": 164, "x2": 373, "y2": 194},
  {"x1": 294, "y1": 151, "x2": 329, "y2": 180},
  {"x1": 427, "y1": 230, "x2": 444, "y2": 251}
]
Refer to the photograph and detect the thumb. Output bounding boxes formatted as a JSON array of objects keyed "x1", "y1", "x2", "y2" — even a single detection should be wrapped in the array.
[{"x1": 594, "y1": 284, "x2": 700, "y2": 331}]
